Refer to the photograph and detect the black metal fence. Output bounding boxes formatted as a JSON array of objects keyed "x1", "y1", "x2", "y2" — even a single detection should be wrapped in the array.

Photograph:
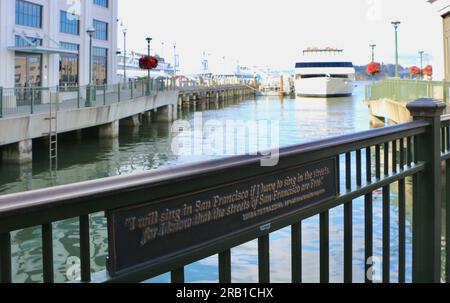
[{"x1": 0, "y1": 98, "x2": 448, "y2": 283}]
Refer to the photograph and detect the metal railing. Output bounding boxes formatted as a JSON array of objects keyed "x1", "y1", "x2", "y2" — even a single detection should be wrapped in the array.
[
  {"x1": 0, "y1": 79, "x2": 177, "y2": 118},
  {"x1": 366, "y1": 78, "x2": 450, "y2": 103},
  {"x1": 0, "y1": 79, "x2": 253, "y2": 119},
  {"x1": 0, "y1": 98, "x2": 448, "y2": 283}
]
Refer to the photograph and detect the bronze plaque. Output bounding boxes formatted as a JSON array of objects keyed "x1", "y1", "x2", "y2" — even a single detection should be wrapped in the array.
[{"x1": 107, "y1": 158, "x2": 337, "y2": 276}]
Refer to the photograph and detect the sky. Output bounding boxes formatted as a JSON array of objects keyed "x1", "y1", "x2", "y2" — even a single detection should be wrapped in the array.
[{"x1": 118, "y1": 0, "x2": 444, "y2": 77}]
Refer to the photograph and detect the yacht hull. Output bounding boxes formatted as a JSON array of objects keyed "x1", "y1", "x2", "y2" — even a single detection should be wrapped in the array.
[{"x1": 295, "y1": 77, "x2": 354, "y2": 98}]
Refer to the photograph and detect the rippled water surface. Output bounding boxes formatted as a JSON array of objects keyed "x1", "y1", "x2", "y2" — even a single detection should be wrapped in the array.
[{"x1": 0, "y1": 83, "x2": 414, "y2": 283}]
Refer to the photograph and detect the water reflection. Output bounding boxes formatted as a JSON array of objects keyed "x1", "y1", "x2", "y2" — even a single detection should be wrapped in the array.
[{"x1": 0, "y1": 84, "x2": 417, "y2": 283}]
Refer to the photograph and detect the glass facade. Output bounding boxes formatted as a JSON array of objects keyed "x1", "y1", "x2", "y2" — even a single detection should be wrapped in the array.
[
  {"x1": 15, "y1": 35, "x2": 43, "y2": 47},
  {"x1": 94, "y1": 0, "x2": 109, "y2": 8},
  {"x1": 11, "y1": 1, "x2": 114, "y2": 86},
  {"x1": 60, "y1": 42, "x2": 80, "y2": 86},
  {"x1": 60, "y1": 11, "x2": 80, "y2": 35},
  {"x1": 93, "y1": 19, "x2": 108, "y2": 40},
  {"x1": 15, "y1": 0, "x2": 42, "y2": 28},
  {"x1": 93, "y1": 47, "x2": 108, "y2": 85}
]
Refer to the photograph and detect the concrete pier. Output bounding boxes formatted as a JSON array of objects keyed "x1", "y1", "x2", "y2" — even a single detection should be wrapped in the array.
[
  {"x1": 157, "y1": 105, "x2": 177, "y2": 122},
  {"x1": 1, "y1": 140, "x2": 33, "y2": 164},
  {"x1": 0, "y1": 85, "x2": 254, "y2": 165},
  {"x1": 120, "y1": 114, "x2": 141, "y2": 127},
  {"x1": 99, "y1": 121, "x2": 119, "y2": 139}
]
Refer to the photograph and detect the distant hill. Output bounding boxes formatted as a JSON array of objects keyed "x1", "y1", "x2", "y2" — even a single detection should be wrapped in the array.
[{"x1": 354, "y1": 64, "x2": 409, "y2": 80}]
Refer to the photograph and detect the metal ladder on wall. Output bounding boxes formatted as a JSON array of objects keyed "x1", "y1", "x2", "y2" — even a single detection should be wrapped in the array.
[{"x1": 45, "y1": 91, "x2": 58, "y2": 174}]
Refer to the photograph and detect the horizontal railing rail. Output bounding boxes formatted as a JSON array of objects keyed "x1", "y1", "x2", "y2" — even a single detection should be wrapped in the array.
[{"x1": 2, "y1": 96, "x2": 448, "y2": 283}]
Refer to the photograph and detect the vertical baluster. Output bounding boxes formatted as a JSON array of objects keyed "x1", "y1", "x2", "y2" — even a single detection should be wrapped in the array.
[
  {"x1": 79, "y1": 215, "x2": 91, "y2": 283},
  {"x1": 392, "y1": 140, "x2": 398, "y2": 173},
  {"x1": 219, "y1": 249, "x2": 231, "y2": 283},
  {"x1": 399, "y1": 139, "x2": 406, "y2": 283},
  {"x1": 365, "y1": 147, "x2": 373, "y2": 283},
  {"x1": 383, "y1": 142, "x2": 390, "y2": 283},
  {"x1": 42, "y1": 223, "x2": 54, "y2": 283},
  {"x1": 291, "y1": 222, "x2": 302, "y2": 283},
  {"x1": 356, "y1": 149, "x2": 362, "y2": 187},
  {"x1": 445, "y1": 126, "x2": 450, "y2": 151},
  {"x1": 400, "y1": 138, "x2": 405, "y2": 170},
  {"x1": 442, "y1": 126, "x2": 446, "y2": 154},
  {"x1": 103, "y1": 85, "x2": 106, "y2": 106},
  {"x1": 320, "y1": 211, "x2": 329, "y2": 283},
  {"x1": 0, "y1": 233, "x2": 12, "y2": 283},
  {"x1": 77, "y1": 86, "x2": 80, "y2": 109},
  {"x1": 171, "y1": 267, "x2": 185, "y2": 283},
  {"x1": 376, "y1": 145, "x2": 381, "y2": 179},
  {"x1": 344, "y1": 152, "x2": 353, "y2": 283},
  {"x1": 336, "y1": 155, "x2": 341, "y2": 194},
  {"x1": 258, "y1": 235, "x2": 270, "y2": 283},
  {"x1": 407, "y1": 137, "x2": 413, "y2": 166}
]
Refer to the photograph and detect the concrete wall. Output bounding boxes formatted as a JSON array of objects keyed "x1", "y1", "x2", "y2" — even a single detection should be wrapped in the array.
[
  {"x1": 0, "y1": 90, "x2": 178, "y2": 146},
  {"x1": 365, "y1": 98, "x2": 412, "y2": 124}
]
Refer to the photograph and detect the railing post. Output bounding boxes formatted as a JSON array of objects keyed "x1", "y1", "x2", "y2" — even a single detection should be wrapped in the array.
[
  {"x1": 30, "y1": 87, "x2": 34, "y2": 114},
  {"x1": 77, "y1": 86, "x2": 80, "y2": 109},
  {"x1": 0, "y1": 87, "x2": 3, "y2": 118},
  {"x1": 131, "y1": 81, "x2": 134, "y2": 99},
  {"x1": 406, "y1": 98, "x2": 446, "y2": 283},
  {"x1": 103, "y1": 85, "x2": 106, "y2": 106}
]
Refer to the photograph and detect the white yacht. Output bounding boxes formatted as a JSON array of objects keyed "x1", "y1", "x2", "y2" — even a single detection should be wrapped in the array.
[{"x1": 294, "y1": 48, "x2": 355, "y2": 97}]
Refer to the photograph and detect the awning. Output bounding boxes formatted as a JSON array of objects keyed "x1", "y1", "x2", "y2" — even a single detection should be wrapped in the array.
[{"x1": 8, "y1": 46, "x2": 78, "y2": 55}]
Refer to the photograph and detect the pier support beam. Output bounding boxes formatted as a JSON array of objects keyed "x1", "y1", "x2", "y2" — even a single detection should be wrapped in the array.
[
  {"x1": 1, "y1": 139, "x2": 33, "y2": 164},
  {"x1": 99, "y1": 120, "x2": 119, "y2": 139},
  {"x1": 142, "y1": 110, "x2": 155, "y2": 123},
  {"x1": 121, "y1": 114, "x2": 141, "y2": 127},
  {"x1": 157, "y1": 105, "x2": 177, "y2": 122}
]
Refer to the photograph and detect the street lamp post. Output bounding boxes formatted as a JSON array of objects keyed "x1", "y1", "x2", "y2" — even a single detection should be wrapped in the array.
[
  {"x1": 173, "y1": 43, "x2": 177, "y2": 76},
  {"x1": 419, "y1": 51, "x2": 424, "y2": 80},
  {"x1": 146, "y1": 36, "x2": 152, "y2": 95},
  {"x1": 122, "y1": 28, "x2": 128, "y2": 89},
  {"x1": 86, "y1": 27, "x2": 96, "y2": 107},
  {"x1": 370, "y1": 44, "x2": 376, "y2": 62},
  {"x1": 391, "y1": 21, "x2": 401, "y2": 78}
]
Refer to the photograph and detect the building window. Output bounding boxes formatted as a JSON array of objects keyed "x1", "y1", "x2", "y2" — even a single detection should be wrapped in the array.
[
  {"x1": 93, "y1": 47, "x2": 108, "y2": 84},
  {"x1": 93, "y1": 19, "x2": 108, "y2": 40},
  {"x1": 60, "y1": 11, "x2": 80, "y2": 35},
  {"x1": 94, "y1": 0, "x2": 109, "y2": 8},
  {"x1": 15, "y1": 35, "x2": 42, "y2": 47},
  {"x1": 15, "y1": 0, "x2": 42, "y2": 28},
  {"x1": 60, "y1": 42, "x2": 79, "y2": 87}
]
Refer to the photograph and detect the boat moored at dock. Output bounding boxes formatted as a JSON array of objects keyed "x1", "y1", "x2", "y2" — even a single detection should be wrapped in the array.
[{"x1": 294, "y1": 48, "x2": 356, "y2": 97}]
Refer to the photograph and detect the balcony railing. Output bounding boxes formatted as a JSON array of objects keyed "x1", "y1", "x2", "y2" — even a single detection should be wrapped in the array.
[
  {"x1": 366, "y1": 79, "x2": 450, "y2": 104},
  {"x1": 0, "y1": 78, "x2": 256, "y2": 120},
  {"x1": 0, "y1": 98, "x2": 448, "y2": 283}
]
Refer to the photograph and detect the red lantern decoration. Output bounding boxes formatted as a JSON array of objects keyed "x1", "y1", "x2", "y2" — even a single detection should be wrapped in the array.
[
  {"x1": 366, "y1": 62, "x2": 381, "y2": 76},
  {"x1": 423, "y1": 65, "x2": 433, "y2": 77},
  {"x1": 409, "y1": 66, "x2": 421, "y2": 77},
  {"x1": 139, "y1": 56, "x2": 159, "y2": 70}
]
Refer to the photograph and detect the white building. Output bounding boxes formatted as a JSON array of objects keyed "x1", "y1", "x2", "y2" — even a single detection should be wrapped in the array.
[
  {"x1": 0, "y1": 0, "x2": 118, "y2": 89},
  {"x1": 428, "y1": 0, "x2": 450, "y2": 79}
]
